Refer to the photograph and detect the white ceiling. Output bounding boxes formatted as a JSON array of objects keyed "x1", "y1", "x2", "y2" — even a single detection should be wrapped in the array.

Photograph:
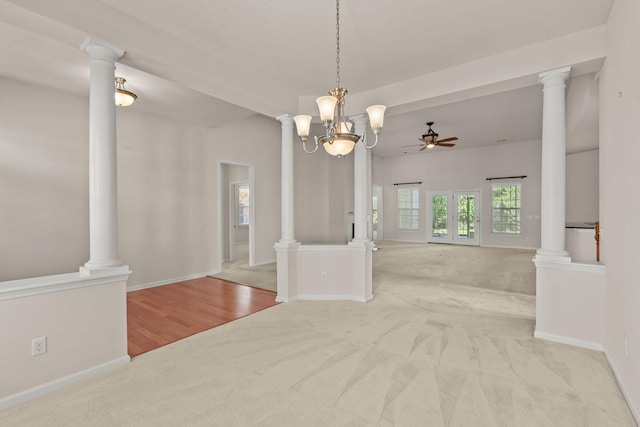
[{"x1": 0, "y1": 0, "x2": 612, "y2": 157}]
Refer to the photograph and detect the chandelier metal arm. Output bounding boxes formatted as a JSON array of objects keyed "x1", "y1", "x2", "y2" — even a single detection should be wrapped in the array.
[
  {"x1": 302, "y1": 137, "x2": 320, "y2": 154},
  {"x1": 361, "y1": 132, "x2": 379, "y2": 149}
]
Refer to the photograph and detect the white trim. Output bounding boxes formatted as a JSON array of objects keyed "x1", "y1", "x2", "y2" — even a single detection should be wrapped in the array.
[
  {"x1": 297, "y1": 244, "x2": 373, "y2": 253},
  {"x1": 481, "y1": 244, "x2": 538, "y2": 250},
  {"x1": 275, "y1": 294, "x2": 374, "y2": 303},
  {"x1": 126, "y1": 272, "x2": 218, "y2": 292},
  {"x1": 488, "y1": 232, "x2": 524, "y2": 237},
  {"x1": 274, "y1": 242, "x2": 300, "y2": 252},
  {"x1": 378, "y1": 239, "x2": 427, "y2": 244},
  {"x1": 0, "y1": 270, "x2": 131, "y2": 301},
  {"x1": 534, "y1": 330, "x2": 604, "y2": 351},
  {"x1": 604, "y1": 349, "x2": 640, "y2": 426},
  {"x1": 534, "y1": 259, "x2": 606, "y2": 273},
  {"x1": 275, "y1": 295, "x2": 297, "y2": 303},
  {"x1": 298, "y1": 244, "x2": 350, "y2": 252},
  {"x1": 252, "y1": 259, "x2": 276, "y2": 267},
  {"x1": 0, "y1": 355, "x2": 130, "y2": 411}
]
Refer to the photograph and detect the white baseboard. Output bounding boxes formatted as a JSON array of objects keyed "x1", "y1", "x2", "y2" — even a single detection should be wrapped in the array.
[
  {"x1": 277, "y1": 294, "x2": 373, "y2": 303},
  {"x1": 0, "y1": 355, "x2": 130, "y2": 411},
  {"x1": 127, "y1": 272, "x2": 218, "y2": 292},
  {"x1": 604, "y1": 349, "x2": 640, "y2": 426},
  {"x1": 251, "y1": 259, "x2": 276, "y2": 267},
  {"x1": 534, "y1": 331, "x2": 639, "y2": 424},
  {"x1": 534, "y1": 330, "x2": 604, "y2": 351},
  {"x1": 481, "y1": 244, "x2": 538, "y2": 250},
  {"x1": 383, "y1": 239, "x2": 427, "y2": 244}
]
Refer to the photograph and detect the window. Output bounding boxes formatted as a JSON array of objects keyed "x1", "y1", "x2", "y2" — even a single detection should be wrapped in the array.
[
  {"x1": 238, "y1": 183, "x2": 250, "y2": 226},
  {"x1": 398, "y1": 188, "x2": 419, "y2": 230},
  {"x1": 492, "y1": 183, "x2": 521, "y2": 234}
]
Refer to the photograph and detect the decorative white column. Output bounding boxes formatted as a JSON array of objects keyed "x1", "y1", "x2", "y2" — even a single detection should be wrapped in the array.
[
  {"x1": 80, "y1": 38, "x2": 128, "y2": 275},
  {"x1": 351, "y1": 115, "x2": 369, "y2": 243},
  {"x1": 366, "y1": 148, "x2": 374, "y2": 242},
  {"x1": 274, "y1": 114, "x2": 299, "y2": 302},
  {"x1": 276, "y1": 114, "x2": 296, "y2": 244},
  {"x1": 536, "y1": 66, "x2": 571, "y2": 263}
]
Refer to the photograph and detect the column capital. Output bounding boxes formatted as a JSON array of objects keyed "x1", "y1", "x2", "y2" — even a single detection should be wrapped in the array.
[
  {"x1": 539, "y1": 66, "x2": 571, "y2": 85},
  {"x1": 81, "y1": 37, "x2": 124, "y2": 62},
  {"x1": 276, "y1": 114, "x2": 294, "y2": 126}
]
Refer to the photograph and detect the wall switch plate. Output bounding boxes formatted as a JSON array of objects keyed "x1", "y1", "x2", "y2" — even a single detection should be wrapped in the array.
[{"x1": 32, "y1": 336, "x2": 47, "y2": 356}]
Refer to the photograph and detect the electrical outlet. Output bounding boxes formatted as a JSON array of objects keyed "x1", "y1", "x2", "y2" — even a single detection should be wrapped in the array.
[
  {"x1": 32, "y1": 336, "x2": 47, "y2": 356},
  {"x1": 624, "y1": 336, "x2": 628, "y2": 356},
  {"x1": 321, "y1": 272, "x2": 328, "y2": 280}
]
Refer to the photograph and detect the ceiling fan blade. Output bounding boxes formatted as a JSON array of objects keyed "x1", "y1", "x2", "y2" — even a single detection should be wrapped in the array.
[
  {"x1": 419, "y1": 145, "x2": 427, "y2": 151},
  {"x1": 437, "y1": 143, "x2": 456, "y2": 147},
  {"x1": 402, "y1": 143, "x2": 423, "y2": 148},
  {"x1": 437, "y1": 137, "x2": 458, "y2": 143}
]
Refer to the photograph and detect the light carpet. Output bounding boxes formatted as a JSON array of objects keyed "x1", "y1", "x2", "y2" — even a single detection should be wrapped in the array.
[{"x1": 1, "y1": 241, "x2": 635, "y2": 426}]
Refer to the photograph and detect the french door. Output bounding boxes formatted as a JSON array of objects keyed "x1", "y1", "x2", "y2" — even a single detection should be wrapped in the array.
[{"x1": 426, "y1": 190, "x2": 481, "y2": 245}]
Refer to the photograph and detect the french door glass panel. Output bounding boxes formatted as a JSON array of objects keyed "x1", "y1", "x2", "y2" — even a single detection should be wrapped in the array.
[
  {"x1": 427, "y1": 192, "x2": 452, "y2": 243},
  {"x1": 456, "y1": 193, "x2": 475, "y2": 240}
]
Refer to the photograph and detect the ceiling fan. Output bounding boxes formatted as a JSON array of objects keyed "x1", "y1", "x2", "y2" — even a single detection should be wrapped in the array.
[{"x1": 416, "y1": 121, "x2": 458, "y2": 151}]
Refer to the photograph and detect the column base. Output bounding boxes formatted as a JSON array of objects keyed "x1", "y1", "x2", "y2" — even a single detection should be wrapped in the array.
[
  {"x1": 348, "y1": 239, "x2": 374, "y2": 248},
  {"x1": 274, "y1": 241, "x2": 300, "y2": 302},
  {"x1": 80, "y1": 264, "x2": 131, "y2": 277},
  {"x1": 274, "y1": 240, "x2": 300, "y2": 250},
  {"x1": 534, "y1": 248, "x2": 571, "y2": 264}
]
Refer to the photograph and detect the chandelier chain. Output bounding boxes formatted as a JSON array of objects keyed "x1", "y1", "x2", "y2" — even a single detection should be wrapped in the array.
[{"x1": 335, "y1": 0, "x2": 340, "y2": 88}]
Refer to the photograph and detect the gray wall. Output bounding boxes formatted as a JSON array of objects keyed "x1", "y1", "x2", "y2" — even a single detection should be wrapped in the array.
[
  {"x1": 376, "y1": 139, "x2": 542, "y2": 249},
  {"x1": 0, "y1": 77, "x2": 281, "y2": 287}
]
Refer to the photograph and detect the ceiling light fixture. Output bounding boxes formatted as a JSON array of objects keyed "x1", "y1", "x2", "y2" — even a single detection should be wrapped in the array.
[
  {"x1": 293, "y1": 0, "x2": 386, "y2": 158},
  {"x1": 114, "y1": 77, "x2": 137, "y2": 107}
]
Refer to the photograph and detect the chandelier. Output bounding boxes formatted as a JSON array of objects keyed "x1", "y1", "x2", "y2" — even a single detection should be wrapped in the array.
[{"x1": 293, "y1": 0, "x2": 386, "y2": 158}]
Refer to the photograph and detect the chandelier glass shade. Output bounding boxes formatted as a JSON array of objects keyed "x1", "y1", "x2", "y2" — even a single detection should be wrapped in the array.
[
  {"x1": 114, "y1": 77, "x2": 137, "y2": 107},
  {"x1": 293, "y1": 0, "x2": 385, "y2": 158}
]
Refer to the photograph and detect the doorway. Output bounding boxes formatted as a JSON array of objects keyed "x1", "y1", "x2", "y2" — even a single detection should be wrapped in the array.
[
  {"x1": 426, "y1": 190, "x2": 481, "y2": 245},
  {"x1": 218, "y1": 162, "x2": 255, "y2": 267},
  {"x1": 229, "y1": 181, "x2": 250, "y2": 262}
]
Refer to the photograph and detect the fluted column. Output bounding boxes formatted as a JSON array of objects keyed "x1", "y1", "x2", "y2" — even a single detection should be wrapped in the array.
[
  {"x1": 351, "y1": 115, "x2": 369, "y2": 242},
  {"x1": 276, "y1": 114, "x2": 296, "y2": 243},
  {"x1": 80, "y1": 38, "x2": 126, "y2": 274},
  {"x1": 536, "y1": 66, "x2": 571, "y2": 263}
]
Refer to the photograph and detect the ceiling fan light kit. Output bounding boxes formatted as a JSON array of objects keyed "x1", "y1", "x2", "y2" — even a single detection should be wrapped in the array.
[
  {"x1": 293, "y1": 0, "x2": 386, "y2": 158},
  {"x1": 418, "y1": 121, "x2": 457, "y2": 151}
]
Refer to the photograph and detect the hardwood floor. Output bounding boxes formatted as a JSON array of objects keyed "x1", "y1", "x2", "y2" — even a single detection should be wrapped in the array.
[{"x1": 127, "y1": 276, "x2": 279, "y2": 357}]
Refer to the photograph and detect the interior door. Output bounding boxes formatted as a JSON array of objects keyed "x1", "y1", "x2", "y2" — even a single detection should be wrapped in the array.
[{"x1": 427, "y1": 190, "x2": 480, "y2": 245}]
